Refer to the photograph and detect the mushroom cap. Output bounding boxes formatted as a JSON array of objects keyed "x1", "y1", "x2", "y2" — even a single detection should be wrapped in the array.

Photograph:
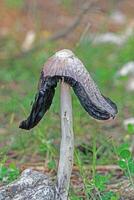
[
  {"x1": 55, "y1": 49, "x2": 74, "y2": 58},
  {"x1": 19, "y1": 49, "x2": 118, "y2": 130}
]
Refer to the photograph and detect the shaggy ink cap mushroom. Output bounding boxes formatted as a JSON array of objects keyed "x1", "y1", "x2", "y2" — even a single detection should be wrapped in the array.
[{"x1": 19, "y1": 49, "x2": 118, "y2": 130}]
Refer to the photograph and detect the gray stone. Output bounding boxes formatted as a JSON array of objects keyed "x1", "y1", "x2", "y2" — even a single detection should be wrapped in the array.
[{"x1": 0, "y1": 169, "x2": 56, "y2": 200}]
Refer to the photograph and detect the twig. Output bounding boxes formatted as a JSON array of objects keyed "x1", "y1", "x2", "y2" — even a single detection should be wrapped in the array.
[
  {"x1": 21, "y1": 164, "x2": 122, "y2": 173},
  {"x1": 49, "y1": 1, "x2": 94, "y2": 41},
  {"x1": 73, "y1": 165, "x2": 122, "y2": 172},
  {"x1": 76, "y1": 22, "x2": 91, "y2": 47},
  {"x1": 1, "y1": 0, "x2": 98, "y2": 61}
]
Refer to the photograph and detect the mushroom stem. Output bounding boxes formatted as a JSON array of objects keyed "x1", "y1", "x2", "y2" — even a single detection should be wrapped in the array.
[{"x1": 56, "y1": 80, "x2": 74, "y2": 200}]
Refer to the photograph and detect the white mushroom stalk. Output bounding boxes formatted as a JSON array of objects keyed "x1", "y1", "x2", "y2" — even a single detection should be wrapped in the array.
[
  {"x1": 56, "y1": 81, "x2": 74, "y2": 200},
  {"x1": 19, "y1": 49, "x2": 118, "y2": 199}
]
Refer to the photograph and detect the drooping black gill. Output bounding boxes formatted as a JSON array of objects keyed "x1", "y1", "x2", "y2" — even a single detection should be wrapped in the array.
[
  {"x1": 64, "y1": 76, "x2": 118, "y2": 120},
  {"x1": 19, "y1": 76, "x2": 59, "y2": 130},
  {"x1": 19, "y1": 75, "x2": 117, "y2": 130}
]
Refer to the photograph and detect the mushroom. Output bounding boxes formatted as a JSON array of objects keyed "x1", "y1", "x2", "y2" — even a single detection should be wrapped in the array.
[{"x1": 19, "y1": 49, "x2": 118, "y2": 199}]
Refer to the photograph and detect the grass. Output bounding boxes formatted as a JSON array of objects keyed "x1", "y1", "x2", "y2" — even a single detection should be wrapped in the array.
[{"x1": 1, "y1": 35, "x2": 134, "y2": 198}]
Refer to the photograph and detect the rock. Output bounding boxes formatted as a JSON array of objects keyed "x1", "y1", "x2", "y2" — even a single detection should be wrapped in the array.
[
  {"x1": 126, "y1": 77, "x2": 134, "y2": 91},
  {"x1": 93, "y1": 32, "x2": 123, "y2": 45},
  {"x1": 91, "y1": 22, "x2": 134, "y2": 45},
  {"x1": 0, "y1": 169, "x2": 55, "y2": 200},
  {"x1": 110, "y1": 10, "x2": 126, "y2": 24},
  {"x1": 21, "y1": 31, "x2": 36, "y2": 52},
  {"x1": 117, "y1": 61, "x2": 134, "y2": 77}
]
